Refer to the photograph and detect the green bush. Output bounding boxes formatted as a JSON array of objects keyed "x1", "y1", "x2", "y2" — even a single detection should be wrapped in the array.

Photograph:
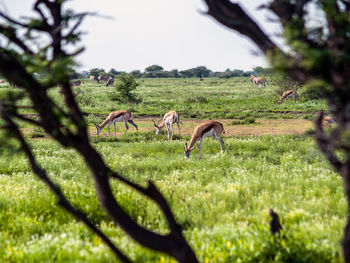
[
  {"x1": 299, "y1": 79, "x2": 328, "y2": 101},
  {"x1": 273, "y1": 75, "x2": 304, "y2": 96},
  {"x1": 112, "y1": 74, "x2": 141, "y2": 104}
]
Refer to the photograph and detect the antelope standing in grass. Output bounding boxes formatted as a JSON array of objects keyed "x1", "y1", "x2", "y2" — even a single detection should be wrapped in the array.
[
  {"x1": 153, "y1": 111, "x2": 181, "y2": 140},
  {"x1": 250, "y1": 74, "x2": 267, "y2": 88},
  {"x1": 94, "y1": 110, "x2": 138, "y2": 136},
  {"x1": 184, "y1": 120, "x2": 225, "y2": 160},
  {"x1": 278, "y1": 89, "x2": 298, "y2": 104}
]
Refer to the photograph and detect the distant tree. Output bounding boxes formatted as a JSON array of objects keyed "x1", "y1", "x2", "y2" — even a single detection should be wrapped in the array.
[
  {"x1": 192, "y1": 66, "x2": 211, "y2": 78},
  {"x1": 153, "y1": 71, "x2": 173, "y2": 78},
  {"x1": 108, "y1": 68, "x2": 126, "y2": 77},
  {"x1": 130, "y1": 70, "x2": 142, "y2": 78},
  {"x1": 218, "y1": 72, "x2": 231, "y2": 78},
  {"x1": 89, "y1": 68, "x2": 106, "y2": 78},
  {"x1": 145, "y1": 65, "x2": 164, "y2": 76},
  {"x1": 204, "y1": 0, "x2": 350, "y2": 261},
  {"x1": 170, "y1": 69, "x2": 180, "y2": 78},
  {"x1": 81, "y1": 71, "x2": 89, "y2": 78},
  {"x1": 231, "y1": 69, "x2": 244, "y2": 77},
  {"x1": 68, "y1": 69, "x2": 80, "y2": 80},
  {"x1": 210, "y1": 71, "x2": 221, "y2": 78},
  {"x1": 179, "y1": 69, "x2": 194, "y2": 78},
  {"x1": 253, "y1": 66, "x2": 273, "y2": 75},
  {"x1": 242, "y1": 71, "x2": 253, "y2": 77}
]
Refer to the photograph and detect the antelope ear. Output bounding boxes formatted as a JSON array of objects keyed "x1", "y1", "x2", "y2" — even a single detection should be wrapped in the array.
[
  {"x1": 185, "y1": 142, "x2": 188, "y2": 150},
  {"x1": 190, "y1": 145, "x2": 196, "y2": 151}
]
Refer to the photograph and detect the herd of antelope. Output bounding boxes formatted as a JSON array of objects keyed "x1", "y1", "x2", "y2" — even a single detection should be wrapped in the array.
[
  {"x1": 91, "y1": 74, "x2": 336, "y2": 159},
  {"x1": 93, "y1": 110, "x2": 225, "y2": 160}
]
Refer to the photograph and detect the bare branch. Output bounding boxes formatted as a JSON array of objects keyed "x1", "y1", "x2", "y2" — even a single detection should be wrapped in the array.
[
  {"x1": 63, "y1": 12, "x2": 93, "y2": 39},
  {"x1": 0, "y1": 11, "x2": 28, "y2": 27},
  {"x1": 66, "y1": 47, "x2": 85, "y2": 57},
  {"x1": 80, "y1": 151, "x2": 198, "y2": 262},
  {"x1": 340, "y1": 0, "x2": 350, "y2": 13},
  {"x1": 0, "y1": 24, "x2": 34, "y2": 54},
  {"x1": 204, "y1": 0, "x2": 279, "y2": 54},
  {"x1": 33, "y1": 1, "x2": 50, "y2": 28},
  {"x1": 267, "y1": 0, "x2": 311, "y2": 25},
  {"x1": 108, "y1": 173, "x2": 183, "y2": 235},
  {"x1": 8, "y1": 111, "x2": 42, "y2": 126},
  {"x1": 0, "y1": 102, "x2": 132, "y2": 263}
]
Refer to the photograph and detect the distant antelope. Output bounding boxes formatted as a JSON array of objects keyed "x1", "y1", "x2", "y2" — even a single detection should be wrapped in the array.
[
  {"x1": 152, "y1": 111, "x2": 181, "y2": 140},
  {"x1": 98, "y1": 75, "x2": 110, "y2": 83},
  {"x1": 323, "y1": 116, "x2": 336, "y2": 124},
  {"x1": 94, "y1": 110, "x2": 138, "y2": 136},
  {"x1": 106, "y1": 77, "x2": 114, "y2": 87},
  {"x1": 184, "y1": 120, "x2": 225, "y2": 160},
  {"x1": 278, "y1": 90, "x2": 298, "y2": 104},
  {"x1": 71, "y1": 80, "x2": 82, "y2": 87},
  {"x1": 90, "y1": 76, "x2": 98, "y2": 82},
  {"x1": 250, "y1": 74, "x2": 267, "y2": 88}
]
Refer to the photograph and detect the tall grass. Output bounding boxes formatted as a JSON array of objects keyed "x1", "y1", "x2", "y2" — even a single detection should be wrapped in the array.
[{"x1": 0, "y1": 133, "x2": 345, "y2": 262}]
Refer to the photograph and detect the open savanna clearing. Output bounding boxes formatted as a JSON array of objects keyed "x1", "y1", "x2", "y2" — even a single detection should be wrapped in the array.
[
  {"x1": 88, "y1": 118, "x2": 315, "y2": 137},
  {"x1": 0, "y1": 78, "x2": 342, "y2": 262}
]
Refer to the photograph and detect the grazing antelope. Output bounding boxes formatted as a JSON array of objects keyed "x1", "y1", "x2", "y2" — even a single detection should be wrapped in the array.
[
  {"x1": 98, "y1": 75, "x2": 110, "y2": 83},
  {"x1": 250, "y1": 74, "x2": 267, "y2": 88},
  {"x1": 152, "y1": 111, "x2": 181, "y2": 140},
  {"x1": 106, "y1": 77, "x2": 114, "y2": 87},
  {"x1": 278, "y1": 89, "x2": 298, "y2": 104},
  {"x1": 94, "y1": 110, "x2": 138, "y2": 136},
  {"x1": 323, "y1": 116, "x2": 336, "y2": 125},
  {"x1": 184, "y1": 120, "x2": 225, "y2": 160},
  {"x1": 90, "y1": 75, "x2": 98, "y2": 82}
]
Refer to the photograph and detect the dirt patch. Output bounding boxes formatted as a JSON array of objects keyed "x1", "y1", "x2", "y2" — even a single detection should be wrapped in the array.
[{"x1": 89, "y1": 118, "x2": 315, "y2": 137}]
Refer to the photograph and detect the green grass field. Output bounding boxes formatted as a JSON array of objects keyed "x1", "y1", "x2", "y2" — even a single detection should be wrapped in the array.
[
  {"x1": 0, "y1": 78, "x2": 344, "y2": 262},
  {"x1": 1, "y1": 77, "x2": 327, "y2": 121}
]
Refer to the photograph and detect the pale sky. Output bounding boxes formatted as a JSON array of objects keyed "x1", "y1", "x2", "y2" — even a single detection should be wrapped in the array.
[{"x1": 1, "y1": 0, "x2": 280, "y2": 72}]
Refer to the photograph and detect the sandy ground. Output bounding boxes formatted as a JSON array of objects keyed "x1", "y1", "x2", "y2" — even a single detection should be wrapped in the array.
[{"x1": 89, "y1": 118, "x2": 315, "y2": 137}]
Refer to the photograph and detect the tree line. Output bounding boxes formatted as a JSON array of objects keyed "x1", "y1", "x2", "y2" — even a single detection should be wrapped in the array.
[{"x1": 82, "y1": 65, "x2": 272, "y2": 79}]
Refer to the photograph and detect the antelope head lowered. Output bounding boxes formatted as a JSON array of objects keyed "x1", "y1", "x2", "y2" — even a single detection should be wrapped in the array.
[
  {"x1": 152, "y1": 120, "x2": 161, "y2": 135},
  {"x1": 184, "y1": 142, "x2": 196, "y2": 159}
]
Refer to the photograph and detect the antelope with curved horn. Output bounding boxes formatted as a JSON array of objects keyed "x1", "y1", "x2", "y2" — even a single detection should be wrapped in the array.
[
  {"x1": 278, "y1": 89, "x2": 298, "y2": 104},
  {"x1": 184, "y1": 120, "x2": 225, "y2": 160},
  {"x1": 94, "y1": 110, "x2": 138, "y2": 136},
  {"x1": 152, "y1": 111, "x2": 181, "y2": 140}
]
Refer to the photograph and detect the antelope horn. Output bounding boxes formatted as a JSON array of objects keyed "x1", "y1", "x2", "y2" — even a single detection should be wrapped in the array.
[{"x1": 152, "y1": 120, "x2": 159, "y2": 127}]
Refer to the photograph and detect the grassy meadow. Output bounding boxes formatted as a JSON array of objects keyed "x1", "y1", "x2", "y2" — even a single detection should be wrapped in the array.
[
  {"x1": 0, "y1": 78, "x2": 345, "y2": 262},
  {"x1": 1, "y1": 77, "x2": 327, "y2": 121}
]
